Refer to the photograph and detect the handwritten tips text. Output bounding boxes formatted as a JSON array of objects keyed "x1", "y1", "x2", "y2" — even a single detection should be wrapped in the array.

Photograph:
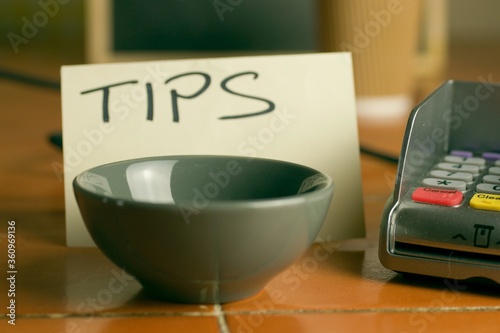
[{"x1": 81, "y1": 71, "x2": 275, "y2": 124}]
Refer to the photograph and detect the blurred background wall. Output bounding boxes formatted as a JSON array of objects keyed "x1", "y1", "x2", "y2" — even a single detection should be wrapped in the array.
[
  {"x1": 1, "y1": 0, "x2": 500, "y2": 83},
  {"x1": 449, "y1": 0, "x2": 500, "y2": 43},
  {"x1": 2, "y1": 1, "x2": 500, "y2": 54},
  {"x1": 0, "y1": 0, "x2": 84, "y2": 57}
]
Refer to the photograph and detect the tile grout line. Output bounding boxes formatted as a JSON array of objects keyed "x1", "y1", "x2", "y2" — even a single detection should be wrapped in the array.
[
  {"x1": 0, "y1": 311, "x2": 216, "y2": 320},
  {"x1": 223, "y1": 305, "x2": 500, "y2": 316},
  {"x1": 5, "y1": 305, "x2": 500, "y2": 321},
  {"x1": 211, "y1": 217, "x2": 231, "y2": 332},
  {"x1": 214, "y1": 304, "x2": 230, "y2": 333}
]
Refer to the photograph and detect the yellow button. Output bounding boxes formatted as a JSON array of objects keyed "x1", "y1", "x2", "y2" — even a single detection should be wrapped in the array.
[{"x1": 469, "y1": 193, "x2": 500, "y2": 211}]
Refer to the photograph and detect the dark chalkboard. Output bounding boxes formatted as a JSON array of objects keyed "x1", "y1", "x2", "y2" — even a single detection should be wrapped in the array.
[{"x1": 111, "y1": 0, "x2": 318, "y2": 52}]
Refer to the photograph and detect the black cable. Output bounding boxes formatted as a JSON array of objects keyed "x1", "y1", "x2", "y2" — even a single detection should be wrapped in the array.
[
  {"x1": 0, "y1": 67, "x2": 60, "y2": 90},
  {"x1": 1, "y1": 67, "x2": 62, "y2": 149},
  {"x1": 360, "y1": 146, "x2": 399, "y2": 164},
  {"x1": 49, "y1": 132, "x2": 63, "y2": 149},
  {"x1": 1, "y1": 67, "x2": 402, "y2": 163}
]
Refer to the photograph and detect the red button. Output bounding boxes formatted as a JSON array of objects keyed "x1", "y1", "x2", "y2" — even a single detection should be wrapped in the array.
[{"x1": 411, "y1": 187, "x2": 463, "y2": 206}]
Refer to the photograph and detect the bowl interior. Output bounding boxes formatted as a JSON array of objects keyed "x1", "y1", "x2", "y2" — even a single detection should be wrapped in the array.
[{"x1": 75, "y1": 155, "x2": 331, "y2": 205}]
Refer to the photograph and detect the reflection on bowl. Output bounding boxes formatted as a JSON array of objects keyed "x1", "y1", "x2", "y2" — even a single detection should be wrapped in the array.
[{"x1": 73, "y1": 155, "x2": 334, "y2": 303}]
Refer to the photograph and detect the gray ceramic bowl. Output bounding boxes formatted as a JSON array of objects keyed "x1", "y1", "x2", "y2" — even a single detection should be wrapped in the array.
[{"x1": 73, "y1": 155, "x2": 334, "y2": 303}]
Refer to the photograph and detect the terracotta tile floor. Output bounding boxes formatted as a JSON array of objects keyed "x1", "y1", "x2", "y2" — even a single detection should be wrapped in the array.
[{"x1": 3, "y1": 174, "x2": 500, "y2": 332}]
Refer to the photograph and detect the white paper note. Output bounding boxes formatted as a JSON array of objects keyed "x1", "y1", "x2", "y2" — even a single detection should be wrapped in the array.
[{"x1": 61, "y1": 52, "x2": 365, "y2": 246}]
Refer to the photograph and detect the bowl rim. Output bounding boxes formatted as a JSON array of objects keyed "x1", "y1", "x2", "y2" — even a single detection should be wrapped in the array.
[{"x1": 73, "y1": 155, "x2": 334, "y2": 208}]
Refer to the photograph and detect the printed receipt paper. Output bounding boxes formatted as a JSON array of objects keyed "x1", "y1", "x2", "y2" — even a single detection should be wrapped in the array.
[{"x1": 61, "y1": 52, "x2": 365, "y2": 246}]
